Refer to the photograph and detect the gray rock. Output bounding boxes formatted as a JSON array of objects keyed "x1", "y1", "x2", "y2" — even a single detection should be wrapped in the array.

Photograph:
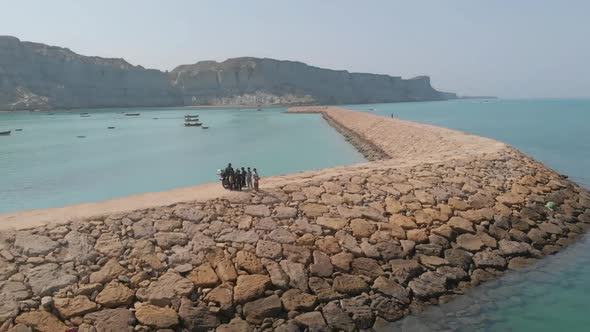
[
  {"x1": 132, "y1": 218, "x2": 154, "y2": 238},
  {"x1": 154, "y1": 232, "x2": 188, "y2": 248},
  {"x1": 280, "y1": 260, "x2": 309, "y2": 291},
  {"x1": 275, "y1": 206, "x2": 298, "y2": 219},
  {"x1": 390, "y1": 259, "x2": 424, "y2": 284},
  {"x1": 245, "y1": 205, "x2": 271, "y2": 217},
  {"x1": 444, "y1": 249, "x2": 473, "y2": 270},
  {"x1": 59, "y1": 231, "x2": 98, "y2": 264},
  {"x1": 216, "y1": 229, "x2": 259, "y2": 244},
  {"x1": 408, "y1": 271, "x2": 447, "y2": 299},
  {"x1": 178, "y1": 298, "x2": 220, "y2": 330},
  {"x1": 294, "y1": 311, "x2": 328, "y2": 329},
  {"x1": 243, "y1": 295, "x2": 282, "y2": 324},
  {"x1": 192, "y1": 232, "x2": 216, "y2": 251},
  {"x1": 174, "y1": 206, "x2": 206, "y2": 222},
  {"x1": 372, "y1": 276, "x2": 410, "y2": 304},
  {"x1": 0, "y1": 259, "x2": 17, "y2": 280},
  {"x1": 498, "y1": 239, "x2": 531, "y2": 256},
  {"x1": 0, "y1": 281, "x2": 30, "y2": 322},
  {"x1": 14, "y1": 233, "x2": 58, "y2": 256},
  {"x1": 261, "y1": 258, "x2": 290, "y2": 289},
  {"x1": 268, "y1": 228, "x2": 296, "y2": 244},
  {"x1": 255, "y1": 240, "x2": 282, "y2": 259},
  {"x1": 322, "y1": 301, "x2": 355, "y2": 332},
  {"x1": 24, "y1": 263, "x2": 77, "y2": 296},
  {"x1": 473, "y1": 251, "x2": 507, "y2": 269},
  {"x1": 84, "y1": 308, "x2": 135, "y2": 332},
  {"x1": 310, "y1": 250, "x2": 333, "y2": 277}
]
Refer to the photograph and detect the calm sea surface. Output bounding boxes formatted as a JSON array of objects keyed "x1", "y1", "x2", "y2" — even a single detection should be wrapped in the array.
[
  {"x1": 1, "y1": 99, "x2": 589, "y2": 330},
  {"x1": 345, "y1": 99, "x2": 590, "y2": 332},
  {"x1": 0, "y1": 107, "x2": 365, "y2": 213}
]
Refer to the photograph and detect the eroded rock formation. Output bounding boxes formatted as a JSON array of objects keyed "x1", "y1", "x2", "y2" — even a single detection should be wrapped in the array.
[
  {"x1": 169, "y1": 58, "x2": 454, "y2": 106},
  {"x1": 0, "y1": 36, "x2": 456, "y2": 111}
]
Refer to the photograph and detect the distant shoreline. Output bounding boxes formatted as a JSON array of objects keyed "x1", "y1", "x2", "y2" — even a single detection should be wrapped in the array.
[{"x1": 0, "y1": 98, "x2": 463, "y2": 113}]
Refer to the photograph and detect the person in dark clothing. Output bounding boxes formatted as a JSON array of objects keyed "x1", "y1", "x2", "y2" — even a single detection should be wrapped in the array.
[
  {"x1": 224, "y1": 163, "x2": 234, "y2": 190},
  {"x1": 241, "y1": 167, "x2": 247, "y2": 187},
  {"x1": 235, "y1": 168, "x2": 242, "y2": 191}
]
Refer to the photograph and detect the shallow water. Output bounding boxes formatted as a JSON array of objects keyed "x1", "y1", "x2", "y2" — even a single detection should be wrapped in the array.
[
  {"x1": 381, "y1": 234, "x2": 590, "y2": 332},
  {"x1": 0, "y1": 107, "x2": 365, "y2": 212},
  {"x1": 345, "y1": 99, "x2": 590, "y2": 331}
]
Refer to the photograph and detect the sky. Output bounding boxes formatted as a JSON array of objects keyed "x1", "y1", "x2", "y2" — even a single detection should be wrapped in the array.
[{"x1": 1, "y1": 0, "x2": 589, "y2": 98}]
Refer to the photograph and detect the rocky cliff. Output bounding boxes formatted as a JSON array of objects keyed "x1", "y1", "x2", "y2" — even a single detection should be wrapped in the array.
[
  {"x1": 0, "y1": 36, "x2": 181, "y2": 111},
  {"x1": 170, "y1": 58, "x2": 455, "y2": 106},
  {"x1": 0, "y1": 36, "x2": 456, "y2": 111}
]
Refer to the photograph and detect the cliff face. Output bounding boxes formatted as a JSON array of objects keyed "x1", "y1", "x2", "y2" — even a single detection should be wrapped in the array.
[
  {"x1": 0, "y1": 36, "x2": 456, "y2": 111},
  {"x1": 170, "y1": 58, "x2": 456, "y2": 106},
  {"x1": 0, "y1": 36, "x2": 181, "y2": 110}
]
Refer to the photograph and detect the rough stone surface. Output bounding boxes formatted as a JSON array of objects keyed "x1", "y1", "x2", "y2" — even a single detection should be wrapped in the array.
[
  {"x1": 15, "y1": 311, "x2": 67, "y2": 332},
  {"x1": 234, "y1": 275, "x2": 271, "y2": 303},
  {"x1": 24, "y1": 263, "x2": 77, "y2": 296},
  {"x1": 243, "y1": 295, "x2": 282, "y2": 324},
  {"x1": 134, "y1": 303, "x2": 179, "y2": 328},
  {"x1": 53, "y1": 295, "x2": 98, "y2": 319}
]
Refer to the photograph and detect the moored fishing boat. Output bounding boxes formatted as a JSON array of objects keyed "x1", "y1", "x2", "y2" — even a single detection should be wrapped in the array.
[
  {"x1": 184, "y1": 122, "x2": 202, "y2": 127},
  {"x1": 0, "y1": 130, "x2": 11, "y2": 136},
  {"x1": 125, "y1": 113, "x2": 140, "y2": 116}
]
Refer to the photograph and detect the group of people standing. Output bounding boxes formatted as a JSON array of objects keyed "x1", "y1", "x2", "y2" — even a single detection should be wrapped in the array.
[{"x1": 219, "y1": 163, "x2": 259, "y2": 191}]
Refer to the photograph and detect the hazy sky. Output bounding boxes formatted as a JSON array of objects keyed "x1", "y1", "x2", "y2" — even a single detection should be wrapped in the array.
[{"x1": 2, "y1": 0, "x2": 589, "y2": 98}]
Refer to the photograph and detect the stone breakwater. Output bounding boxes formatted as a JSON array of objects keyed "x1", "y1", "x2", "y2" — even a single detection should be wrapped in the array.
[{"x1": 0, "y1": 108, "x2": 589, "y2": 331}]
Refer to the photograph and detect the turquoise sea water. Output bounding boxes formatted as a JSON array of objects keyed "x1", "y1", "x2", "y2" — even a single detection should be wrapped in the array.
[
  {"x1": 1, "y1": 99, "x2": 590, "y2": 330},
  {"x1": 0, "y1": 107, "x2": 365, "y2": 213},
  {"x1": 344, "y1": 99, "x2": 590, "y2": 332},
  {"x1": 345, "y1": 99, "x2": 590, "y2": 188}
]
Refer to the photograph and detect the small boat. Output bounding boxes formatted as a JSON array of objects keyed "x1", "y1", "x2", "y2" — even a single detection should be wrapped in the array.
[
  {"x1": 0, "y1": 130, "x2": 11, "y2": 136},
  {"x1": 107, "y1": 126, "x2": 115, "y2": 129},
  {"x1": 369, "y1": 108, "x2": 376, "y2": 111},
  {"x1": 80, "y1": 112, "x2": 89, "y2": 115},
  {"x1": 202, "y1": 126, "x2": 209, "y2": 129},
  {"x1": 184, "y1": 122, "x2": 202, "y2": 127},
  {"x1": 80, "y1": 114, "x2": 91, "y2": 117},
  {"x1": 256, "y1": 108, "x2": 262, "y2": 111},
  {"x1": 153, "y1": 117, "x2": 159, "y2": 120},
  {"x1": 15, "y1": 129, "x2": 23, "y2": 131},
  {"x1": 185, "y1": 114, "x2": 199, "y2": 117},
  {"x1": 77, "y1": 135, "x2": 86, "y2": 138},
  {"x1": 125, "y1": 113, "x2": 140, "y2": 116}
]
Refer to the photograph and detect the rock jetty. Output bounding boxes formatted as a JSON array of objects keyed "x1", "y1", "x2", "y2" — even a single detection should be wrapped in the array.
[{"x1": 0, "y1": 107, "x2": 589, "y2": 331}]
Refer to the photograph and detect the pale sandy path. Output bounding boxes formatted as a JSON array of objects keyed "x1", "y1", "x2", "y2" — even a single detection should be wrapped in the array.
[
  {"x1": 0, "y1": 106, "x2": 508, "y2": 231},
  {"x1": 0, "y1": 161, "x2": 382, "y2": 231}
]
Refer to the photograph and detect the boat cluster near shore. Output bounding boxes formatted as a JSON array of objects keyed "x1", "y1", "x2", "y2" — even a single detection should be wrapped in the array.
[{"x1": 0, "y1": 111, "x2": 212, "y2": 139}]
